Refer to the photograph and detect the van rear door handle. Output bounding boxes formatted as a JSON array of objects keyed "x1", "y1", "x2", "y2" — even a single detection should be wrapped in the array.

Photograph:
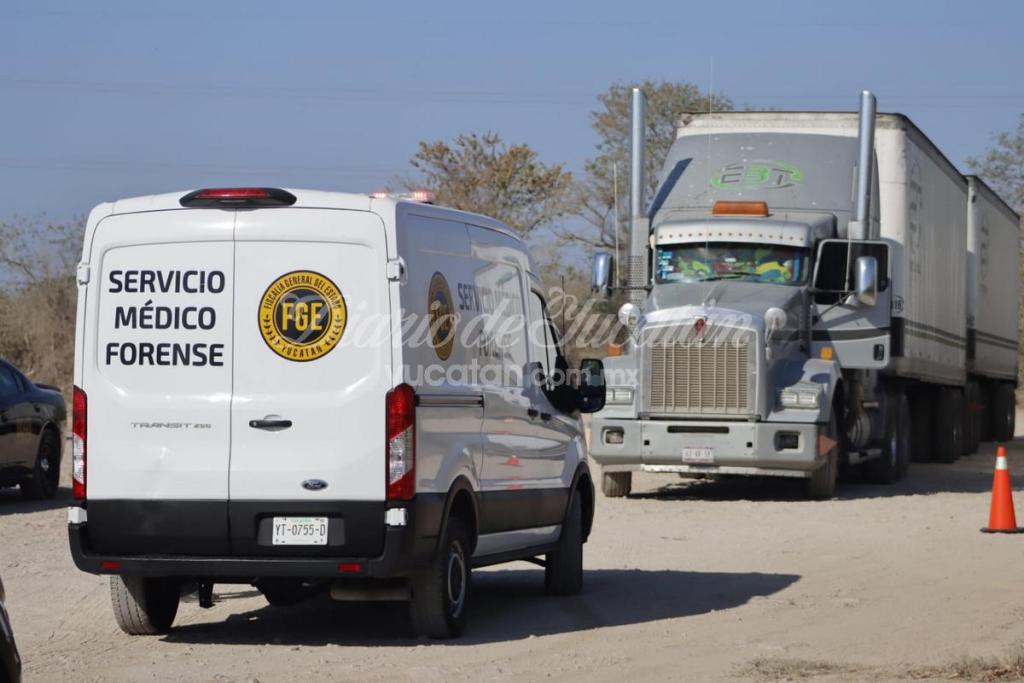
[{"x1": 249, "y1": 418, "x2": 292, "y2": 430}]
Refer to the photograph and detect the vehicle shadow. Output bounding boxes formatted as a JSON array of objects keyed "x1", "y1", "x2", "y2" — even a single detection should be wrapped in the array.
[
  {"x1": 0, "y1": 486, "x2": 72, "y2": 515},
  {"x1": 163, "y1": 568, "x2": 799, "y2": 646},
  {"x1": 629, "y1": 463, "x2": 999, "y2": 503}
]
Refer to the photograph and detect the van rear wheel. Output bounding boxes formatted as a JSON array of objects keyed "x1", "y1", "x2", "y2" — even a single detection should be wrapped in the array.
[
  {"x1": 545, "y1": 491, "x2": 583, "y2": 595},
  {"x1": 409, "y1": 517, "x2": 470, "y2": 639},
  {"x1": 601, "y1": 471, "x2": 631, "y2": 498},
  {"x1": 110, "y1": 576, "x2": 179, "y2": 635}
]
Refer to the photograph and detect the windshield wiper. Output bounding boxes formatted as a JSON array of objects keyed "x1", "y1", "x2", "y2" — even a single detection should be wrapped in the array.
[{"x1": 696, "y1": 271, "x2": 758, "y2": 282}]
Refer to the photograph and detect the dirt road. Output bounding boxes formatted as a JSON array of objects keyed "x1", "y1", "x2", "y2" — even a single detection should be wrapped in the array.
[{"x1": 4, "y1": 438, "x2": 1024, "y2": 681}]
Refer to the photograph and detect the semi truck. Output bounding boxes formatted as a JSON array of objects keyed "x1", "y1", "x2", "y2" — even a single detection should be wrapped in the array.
[{"x1": 590, "y1": 90, "x2": 1020, "y2": 499}]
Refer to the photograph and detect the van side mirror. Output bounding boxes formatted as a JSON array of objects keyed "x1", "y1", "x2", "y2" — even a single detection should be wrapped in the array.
[
  {"x1": 855, "y1": 255, "x2": 878, "y2": 306},
  {"x1": 591, "y1": 252, "x2": 613, "y2": 296},
  {"x1": 577, "y1": 358, "x2": 606, "y2": 413}
]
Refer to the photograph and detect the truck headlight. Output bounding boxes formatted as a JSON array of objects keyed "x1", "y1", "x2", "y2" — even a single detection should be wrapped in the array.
[
  {"x1": 607, "y1": 388, "x2": 635, "y2": 405},
  {"x1": 779, "y1": 388, "x2": 820, "y2": 409}
]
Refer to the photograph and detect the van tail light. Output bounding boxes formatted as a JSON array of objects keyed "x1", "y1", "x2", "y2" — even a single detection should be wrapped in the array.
[
  {"x1": 386, "y1": 384, "x2": 416, "y2": 501},
  {"x1": 179, "y1": 187, "x2": 297, "y2": 208},
  {"x1": 72, "y1": 385, "x2": 87, "y2": 500}
]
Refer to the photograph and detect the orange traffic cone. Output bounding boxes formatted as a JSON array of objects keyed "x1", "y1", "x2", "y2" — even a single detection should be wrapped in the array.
[{"x1": 981, "y1": 445, "x2": 1023, "y2": 533}]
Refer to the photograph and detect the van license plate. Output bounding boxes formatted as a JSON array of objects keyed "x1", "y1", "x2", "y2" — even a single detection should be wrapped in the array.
[
  {"x1": 682, "y1": 447, "x2": 714, "y2": 464},
  {"x1": 272, "y1": 517, "x2": 329, "y2": 546}
]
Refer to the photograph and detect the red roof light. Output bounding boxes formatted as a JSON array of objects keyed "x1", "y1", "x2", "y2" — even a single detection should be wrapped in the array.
[{"x1": 180, "y1": 187, "x2": 296, "y2": 208}]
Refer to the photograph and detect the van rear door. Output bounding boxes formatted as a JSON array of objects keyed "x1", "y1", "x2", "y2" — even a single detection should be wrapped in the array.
[
  {"x1": 229, "y1": 209, "x2": 391, "y2": 557},
  {"x1": 84, "y1": 210, "x2": 235, "y2": 554}
]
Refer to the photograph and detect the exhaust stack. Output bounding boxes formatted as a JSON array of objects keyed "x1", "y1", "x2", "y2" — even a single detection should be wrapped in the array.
[
  {"x1": 628, "y1": 87, "x2": 648, "y2": 305},
  {"x1": 851, "y1": 90, "x2": 876, "y2": 240}
]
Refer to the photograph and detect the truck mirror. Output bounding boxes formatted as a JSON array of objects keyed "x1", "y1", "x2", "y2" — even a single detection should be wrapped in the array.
[
  {"x1": 855, "y1": 255, "x2": 878, "y2": 306},
  {"x1": 591, "y1": 252, "x2": 613, "y2": 296},
  {"x1": 577, "y1": 358, "x2": 606, "y2": 413}
]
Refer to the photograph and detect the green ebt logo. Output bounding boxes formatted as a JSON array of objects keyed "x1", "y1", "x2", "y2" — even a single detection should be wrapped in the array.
[{"x1": 710, "y1": 160, "x2": 804, "y2": 189}]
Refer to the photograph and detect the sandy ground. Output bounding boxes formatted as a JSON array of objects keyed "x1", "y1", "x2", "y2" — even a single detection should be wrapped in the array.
[{"x1": 5, "y1": 434, "x2": 1024, "y2": 682}]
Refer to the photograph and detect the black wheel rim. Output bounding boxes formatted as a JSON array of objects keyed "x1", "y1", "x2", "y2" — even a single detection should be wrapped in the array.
[{"x1": 446, "y1": 541, "x2": 466, "y2": 619}]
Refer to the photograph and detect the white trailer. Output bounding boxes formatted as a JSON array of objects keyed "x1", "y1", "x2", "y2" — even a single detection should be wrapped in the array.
[{"x1": 966, "y1": 175, "x2": 1020, "y2": 441}]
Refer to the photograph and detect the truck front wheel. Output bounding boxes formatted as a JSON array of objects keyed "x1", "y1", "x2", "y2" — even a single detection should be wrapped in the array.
[
  {"x1": 601, "y1": 471, "x2": 632, "y2": 498},
  {"x1": 110, "y1": 576, "x2": 179, "y2": 635},
  {"x1": 806, "y1": 412, "x2": 839, "y2": 499}
]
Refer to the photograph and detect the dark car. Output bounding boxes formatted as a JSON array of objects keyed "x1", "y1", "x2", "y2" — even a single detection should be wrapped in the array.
[
  {"x1": 0, "y1": 575, "x2": 20, "y2": 683},
  {"x1": 0, "y1": 359, "x2": 66, "y2": 500}
]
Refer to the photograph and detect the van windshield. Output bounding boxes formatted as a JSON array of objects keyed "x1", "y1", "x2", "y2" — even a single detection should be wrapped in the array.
[{"x1": 656, "y1": 242, "x2": 809, "y2": 285}]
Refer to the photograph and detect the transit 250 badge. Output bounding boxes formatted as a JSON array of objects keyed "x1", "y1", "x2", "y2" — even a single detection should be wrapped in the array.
[
  {"x1": 259, "y1": 271, "x2": 346, "y2": 362},
  {"x1": 427, "y1": 272, "x2": 456, "y2": 361}
]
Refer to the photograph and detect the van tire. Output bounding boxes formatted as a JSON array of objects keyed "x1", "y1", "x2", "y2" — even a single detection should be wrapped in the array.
[
  {"x1": 20, "y1": 429, "x2": 61, "y2": 500},
  {"x1": 866, "y1": 390, "x2": 909, "y2": 484},
  {"x1": 601, "y1": 471, "x2": 631, "y2": 498},
  {"x1": 545, "y1": 492, "x2": 583, "y2": 595},
  {"x1": 934, "y1": 388, "x2": 964, "y2": 464},
  {"x1": 991, "y1": 382, "x2": 1016, "y2": 443},
  {"x1": 806, "y1": 412, "x2": 839, "y2": 499},
  {"x1": 409, "y1": 517, "x2": 470, "y2": 639},
  {"x1": 110, "y1": 576, "x2": 179, "y2": 635}
]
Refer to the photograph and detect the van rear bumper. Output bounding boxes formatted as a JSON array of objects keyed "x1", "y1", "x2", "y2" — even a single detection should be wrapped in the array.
[{"x1": 67, "y1": 498, "x2": 442, "y2": 580}]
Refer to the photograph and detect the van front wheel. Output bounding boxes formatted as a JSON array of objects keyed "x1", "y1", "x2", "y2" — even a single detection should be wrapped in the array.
[
  {"x1": 545, "y1": 491, "x2": 583, "y2": 595},
  {"x1": 410, "y1": 517, "x2": 470, "y2": 639},
  {"x1": 110, "y1": 576, "x2": 179, "y2": 635}
]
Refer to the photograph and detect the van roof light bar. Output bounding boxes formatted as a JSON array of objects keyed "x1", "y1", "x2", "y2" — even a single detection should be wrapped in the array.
[
  {"x1": 369, "y1": 190, "x2": 436, "y2": 204},
  {"x1": 179, "y1": 187, "x2": 297, "y2": 208}
]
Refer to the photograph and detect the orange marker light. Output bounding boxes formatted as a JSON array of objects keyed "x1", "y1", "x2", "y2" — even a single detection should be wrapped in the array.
[{"x1": 712, "y1": 200, "x2": 769, "y2": 217}]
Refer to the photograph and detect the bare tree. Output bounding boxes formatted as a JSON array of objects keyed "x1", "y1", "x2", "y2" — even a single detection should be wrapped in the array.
[
  {"x1": 408, "y1": 131, "x2": 576, "y2": 238},
  {"x1": 0, "y1": 216, "x2": 84, "y2": 393},
  {"x1": 559, "y1": 80, "x2": 733, "y2": 252},
  {"x1": 967, "y1": 114, "x2": 1024, "y2": 213}
]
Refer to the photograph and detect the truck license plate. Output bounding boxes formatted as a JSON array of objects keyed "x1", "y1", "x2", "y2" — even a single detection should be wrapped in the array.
[
  {"x1": 272, "y1": 517, "x2": 328, "y2": 546},
  {"x1": 682, "y1": 447, "x2": 714, "y2": 464}
]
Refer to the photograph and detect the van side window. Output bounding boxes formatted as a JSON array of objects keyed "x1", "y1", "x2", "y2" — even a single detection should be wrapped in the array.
[
  {"x1": 528, "y1": 292, "x2": 558, "y2": 384},
  {"x1": 473, "y1": 262, "x2": 528, "y2": 386}
]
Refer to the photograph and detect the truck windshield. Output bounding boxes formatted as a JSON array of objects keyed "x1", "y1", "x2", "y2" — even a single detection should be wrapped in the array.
[{"x1": 656, "y1": 242, "x2": 808, "y2": 285}]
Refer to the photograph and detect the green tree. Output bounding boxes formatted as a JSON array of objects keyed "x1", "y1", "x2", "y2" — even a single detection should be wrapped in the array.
[
  {"x1": 408, "y1": 131, "x2": 576, "y2": 238},
  {"x1": 967, "y1": 113, "x2": 1024, "y2": 212},
  {"x1": 561, "y1": 80, "x2": 733, "y2": 252}
]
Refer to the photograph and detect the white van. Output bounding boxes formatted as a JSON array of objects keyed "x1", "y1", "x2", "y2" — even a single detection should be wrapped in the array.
[{"x1": 67, "y1": 188, "x2": 605, "y2": 639}]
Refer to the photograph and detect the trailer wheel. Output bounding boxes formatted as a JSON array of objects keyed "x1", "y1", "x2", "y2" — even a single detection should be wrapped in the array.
[
  {"x1": 962, "y1": 381, "x2": 981, "y2": 455},
  {"x1": 933, "y1": 388, "x2": 964, "y2": 464},
  {"x1": 110, "y1": 576, "x2": 179, "y2": 635},
  {"x1": 978, "y1": 383, "x2": 994, "y2": 442},
  {"x1": 867, "y1": 389, "x2": 909, "y2": 484},
  {"x1": 991, "y1": 382, "x2": 1016, "y2": 443},
  {"x1": 806, "y1": 412, "x2": 839, "y2": 499},
  {"x1": 601, "y1": 471, "x2": 632, "y2": 498},
  {"x1": 910, "y1": 392, "x2": 933, "y2": 462}
]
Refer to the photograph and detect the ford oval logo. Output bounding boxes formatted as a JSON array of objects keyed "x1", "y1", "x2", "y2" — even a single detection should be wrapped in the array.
[{"x1": 302, "y1": 479, "x2": 328, "y2": 491}]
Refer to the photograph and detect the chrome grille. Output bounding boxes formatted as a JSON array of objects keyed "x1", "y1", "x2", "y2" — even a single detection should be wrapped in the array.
[{"x1": 646, "y1": 330, "x2": 754, "y2": 416}]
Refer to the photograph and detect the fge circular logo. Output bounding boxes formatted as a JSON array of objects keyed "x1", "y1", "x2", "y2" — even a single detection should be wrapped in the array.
[
  {"x1": 259, "y1": 271, "x2": 346, "y2": 362},
  {"x1": 710, "y1": 160, "x2": 803, "y2": 189},
  {"x1": 427, "y1": 271, "x2": 456, "y2": 361}
]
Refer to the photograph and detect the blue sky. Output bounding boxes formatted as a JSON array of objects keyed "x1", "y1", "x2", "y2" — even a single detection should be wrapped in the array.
[{"x1": 2, "y1": 0, "x2": 1022, "y2": 222}]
